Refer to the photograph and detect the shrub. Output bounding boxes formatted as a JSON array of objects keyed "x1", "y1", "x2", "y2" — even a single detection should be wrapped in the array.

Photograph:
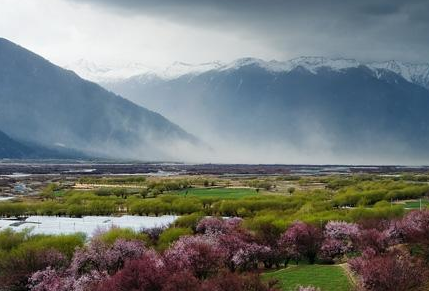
[
  {"x1": 95, "y1": 251, "x2": 164, "y2": 291},
  {"x1": 158, "y1": 227, "x2": 193, "y2": 250},
  {"x1": 164, "y1": 235, "x2": 225, "y2": 279},
  {"x1": 171, "y1": 198, "x2": 202, "y2": 214},
  {"x1": 319, "y1": 221, "x2": 359, "y2": 262},
  {"x1": 355, "y1": 228, "x2": 390, "y2": 254},
  {"x1": 349, "y1": 249, "x2": 427, "y2": 291},
  {"x1": 129, "y1": 199, "x2": 170, "y2": 216},
  {"x1": 0, "y1": 232, "x2": 84, "y2": 291},
  {"x1": 30, "y1": 238, "x2": 146, "y2": 291},
  {"x1": 161, "y1": 271, "x2": 200, "y2": 291},
  {"x1": 174, "y1": 212, "x2": 205, "y2": 230},
  {"x1": 1, "y1": 248, "x2": 67, "y2": 291},
  {"x1": 94, "y1": 227, "x2": 148, "y2": 245},
  {"x1": 278, "y1": 221, "x2": 322, "y2": 264},
  {"x1": 196, "y1": 217, "x2": 226, "y2": 235},
  {"x1": 0, "y1": 228, "x2": 30, "y2": 251},
  {"x1": 70, "y1": 239, "x2": 145, "y2": 276}
]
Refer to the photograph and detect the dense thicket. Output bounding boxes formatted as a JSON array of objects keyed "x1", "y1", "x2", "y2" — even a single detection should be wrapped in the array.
[{"x1": 1, "y1": 209, "x2": 428, "y2": 291}]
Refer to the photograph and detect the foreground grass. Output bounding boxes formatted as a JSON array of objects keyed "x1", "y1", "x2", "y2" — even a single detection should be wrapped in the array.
[
  {"x1": 175, "y1": 187, "x2": 258, "y2": 199},
  {"x1": 263, "y1": 264, "x2": 353, "y2": 291},
  {"x1": 403, "y1": 199, "x2": 429, "y2": 209}
]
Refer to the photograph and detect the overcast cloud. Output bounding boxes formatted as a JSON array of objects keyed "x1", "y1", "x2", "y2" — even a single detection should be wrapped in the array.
[{"x1": 1, "y1": 0, "x2": 429, "y2": 66}]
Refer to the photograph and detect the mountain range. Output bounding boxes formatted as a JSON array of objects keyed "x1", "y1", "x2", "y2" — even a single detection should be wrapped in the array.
[
  {"x1": 0, "y1": 38, "x2": 199, "y2": 161},
  {"x1": 2, "y1": 36, "x2": 429, "y2": 164},
  {"x1": 68, "y1": 57, "x2": 429, "y2": 90},
  {"x1": 93, "y1": 57, "x2": 429, "y2": 164}
]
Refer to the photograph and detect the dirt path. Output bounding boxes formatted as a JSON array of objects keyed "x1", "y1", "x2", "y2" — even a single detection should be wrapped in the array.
[{"x1": 339, "y1": 263, "x2": 358, "y2": 290}]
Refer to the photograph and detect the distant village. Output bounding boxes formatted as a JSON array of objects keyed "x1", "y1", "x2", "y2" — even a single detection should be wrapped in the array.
[{"x1": 0, "y1": 174, "x2": 62, "y2": 198}]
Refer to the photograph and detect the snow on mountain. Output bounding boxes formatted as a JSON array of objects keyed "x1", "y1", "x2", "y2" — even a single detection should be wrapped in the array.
[
  {"x1": 219, "y1": 56, "x2": 361, "y2": 74},
  {"x1": 65, "y1": 57, "x2": 429, "y2": 90},
  {"x1": 220, "y1": 57, "x2": 276, "y2": 71},
  {"x1": 64, "y1": 59, "x2": 224, "y2": 82},
  {"x1": 159, "y1": 61, "x2": 224, "y2": 79},
  {"x1": 369, "y1": 60, "x2": 429, "y2": 89},
  {"x1": 285, "y1": 56, "x2": 361, "y2": 73},
  {"x1": 64, "y1": 59, "x2": 153, "y2": 82},
  {"x1": 214, "y1": 57, "x2": 429, "y2": 89}
]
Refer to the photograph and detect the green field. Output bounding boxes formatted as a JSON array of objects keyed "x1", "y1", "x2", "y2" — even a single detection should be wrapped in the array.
[
  {"x1": 175, "y1": 187, "x2": 258, "y2": 199},
  {"x1": 403, "y1": 199, "x2": 429, "y2": 209},
  {"x1": 263, "y1": 265, "x2": 353, "y2": 291}
]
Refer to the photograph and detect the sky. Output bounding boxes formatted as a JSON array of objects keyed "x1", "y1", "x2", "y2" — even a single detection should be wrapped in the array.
[{"x1": 1, "y1": 0, "x2": 429, "y2": 67}]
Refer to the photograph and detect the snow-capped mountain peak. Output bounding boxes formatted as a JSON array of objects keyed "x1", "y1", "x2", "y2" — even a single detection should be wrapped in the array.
[
  {"x1": 158, "y1": 61, "x2": 224, "y2": 79},
  {"x1": 286, "y1": 56, "x2": 361, "y2": 73},
  {"x1": 218, "y1": 56, "x2": 362, "y2": 74},
  {"x1": 64, "y1": 59, "x2": 225, "y2": 82},
  {"x1": 218, "y1": 57, "x2": 429, "y2": 89},
  {"x1": 222, "y1": 57, "x2": 266, "y2": 69},
  {"x1": 64, "y1": 57, "x2": 429, "y2": 90},
  {"x1": 70, "y1": 58, "x2": 110, "y2": 74},
  {"x1": 220, "y1": 57, "x2": 291, "y2": 73},
  {"x1": 64, "y1": 59, "x2": 153, "y2": 82},
  {"x1": 369, "y1": 60, "x2": 429, "y2": 87}
]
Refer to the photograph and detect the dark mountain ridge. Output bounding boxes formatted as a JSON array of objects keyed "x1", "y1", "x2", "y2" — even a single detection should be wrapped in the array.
[
  {"x1": 0, "y1": 38, "x2": 198, "y2": 161},
  {"x1": 0, "y1": 130, "x2": 83, "y2": 159}
]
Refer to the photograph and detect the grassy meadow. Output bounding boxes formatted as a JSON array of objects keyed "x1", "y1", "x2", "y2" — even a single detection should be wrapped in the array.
[
  {"x1": 174, "y1": 187, "x2": 259, "y2": 199},
  {"x1": 263, "y1": 264, "x2": 353, "y2": 291}
]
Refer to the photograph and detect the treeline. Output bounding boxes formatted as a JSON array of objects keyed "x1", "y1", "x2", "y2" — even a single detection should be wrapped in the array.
[
  {"x1": 1, "y1": 177, "x2": 427, "y2": 232},
  {"x1": 244, "y1": 179, "x2": 275, "y2": 190},
  {"x1": 0, "y1": 190, "x2": 407, "y2": 226},
  {"x1": 79, "y1": 176, "x2": 220, "y2": 188},
  {"x1": 323, "y1": 173, "x2": 429, "y2": 190},
  {"x1": 0, "y1": 194, "x2": 120, "y2": 217},
  {"x1": 333, "y1": 181, "x2": 429, "y2": 207},
  {"x1": 79, "y1": 176, "x2": 147, "y2": 185}
]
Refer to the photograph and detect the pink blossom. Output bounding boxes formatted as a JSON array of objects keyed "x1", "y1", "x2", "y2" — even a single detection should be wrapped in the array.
[
  {"x1": 278, "y1": 221, "x2": 322, "y2": 264},
  {"x1": 196, "y1": 217, "x2": 243, "y2": 236},
  {"x1": 196, "y1": 217, "x2": 226, "y2": 235},
  {"x1": 30, "y1": 239, "x2": 146, "y2": 291},
  {"x1": 355, "y1": 228, "x2": 390, "y2": 254},
  {"x1": 231, "y1": 243, "x2": 269, "y2": 270},
  {"x1": 29, "y1": 267, "x2": 71, "y2": 291},
  {"x1": 320, "y1": 221, "x2": 359, "y2": 261},
  {"x1": 224, "y1": 217, "x2": 243, "y2": 229},
  {"x1": 319, "y1": 238, "x2": 349, "y2": 262},
  {"x1": 324, "y1": 221, "x2": 359, "y2": 240},
  {"x1": 95, "y1": 250, "x2": 165, "y2": 291},
  {"x1": 71, "y1": 270, "x2": 107, "y2": 291},
  {"x1": 70, "y1": 239, "x2": 145, "y2": 276},
  {"x1": 349, "y1": 249, "x2": 427, "y2": 291},
  {"x1": 400, "y1": 210, "x2": 429, "y2": 241},
  {"x1": 164, "y1": 235, "x2": 225, "y2": 279}
]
